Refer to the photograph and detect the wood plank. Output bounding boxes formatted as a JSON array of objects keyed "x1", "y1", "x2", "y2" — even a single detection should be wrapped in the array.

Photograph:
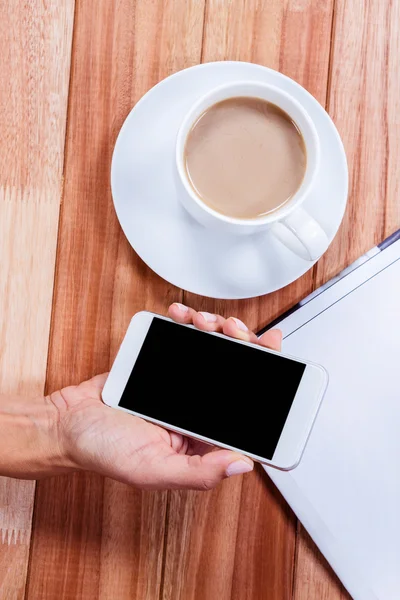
[
  {"x1": 0, "y1": 1, "x2": 74, "y2": 599},
  {"x1": 294, "y1": 0, "x2": 400, "y2": 597},
  {"x1": 315, "y1": 0, "x2": 399, "y2": 285},
  {"x1": 162, "y1": 476, "x2": 243, "y2": 600},
  {"x1": 231, "y1": 467, "x2": 297, "y2": 600},
  {"x1": 162, "y1": 2, "x2": 335, "y2": 599},
  {"x1": 384, "y1": 0, "x2": 400, "y2": 237},
  {"x1": 293, "y1": 524, "x2": 348, "y2": 600},
  {"x1": 26, "y1": 1, "x2": 205, "y2": 599}
]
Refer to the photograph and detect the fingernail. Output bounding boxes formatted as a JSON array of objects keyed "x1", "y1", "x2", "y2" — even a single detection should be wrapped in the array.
[
  {"x1": 231, "y1": 317, "x2": 248, "y2": 332},
  {"x1": 199, "y1": 311, "x2": 217, "y2": 323},
  {"x1": 226, "y1": 460, "x2": 253, "y2": 477},
  {"x1": 174, "y1": 303, "x2": 189, "y2": 312}
]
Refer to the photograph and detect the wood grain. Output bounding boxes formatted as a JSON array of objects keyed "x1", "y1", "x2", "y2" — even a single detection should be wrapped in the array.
[
  {"x1": 0, "y1": 1, "x2": 74, "y2": 599},
  {"x1": 315, "y1": 0, "x2": 400, "y2": 285},
  {"x1": 162, "y1": 475, "x2": 244, "y2": 600},
  {"x1": 231, "y1": 467, "x2": 297, "y2": 600},
  {"x1": 293, "y1": 524, "x2": 348, "y2": 600},
  {"x1": 168, "y1": 2, "x2": 336, "y2": 599},
  {"x1": 384, "y1": 0, "x2": 400, "y2": 236},
  {"x1": 26, "y1": 1, "x2": 205, "y2": 598}
]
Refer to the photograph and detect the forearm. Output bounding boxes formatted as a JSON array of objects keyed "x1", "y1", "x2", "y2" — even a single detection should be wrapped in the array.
[{"x1": 0, "y1": 393, "x2": 73, "y2": 479}]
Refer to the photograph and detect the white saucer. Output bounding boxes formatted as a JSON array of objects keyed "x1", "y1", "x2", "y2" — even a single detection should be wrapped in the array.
[{"x1": 111, "y1": 62, "x2": 348, "y2": 299}]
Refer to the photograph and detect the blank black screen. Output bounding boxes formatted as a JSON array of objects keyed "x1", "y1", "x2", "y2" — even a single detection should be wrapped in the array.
[{"x1": 119, "y1": 318, "x2": 306, "y2": 459}]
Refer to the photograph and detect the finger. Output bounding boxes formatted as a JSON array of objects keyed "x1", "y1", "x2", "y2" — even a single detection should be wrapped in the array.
[
  {"x1": 192, "y1": 311, "x2": 225, "y2": 333},
  {"x1": 153, "y1": 450, "x2": 254, "y2": 491},
  {"x1": 87, "y1": 373, "x2": 109, "y2": 391},
  {"x1": 222, "y1": 317, "x2": 259, "y2": 344},
  {"x1": 168, "y1": 302, "x2": 196, "y2": 324},
  {"x1": 258, "y1": 329, "x2": 282, "y2": 352},
  {"x1": 168, "y1": 431, "x2": 189, "y2": 454}
]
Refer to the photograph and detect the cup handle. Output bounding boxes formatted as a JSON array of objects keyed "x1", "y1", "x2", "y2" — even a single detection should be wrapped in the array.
[{"x1": 270, "y1": 207, "x2": 329, "y2": 261}]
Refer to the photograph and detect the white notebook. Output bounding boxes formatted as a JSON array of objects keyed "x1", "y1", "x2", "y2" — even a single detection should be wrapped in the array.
[{"x1": 260, "y1": 231, "x2": 400, "y2": 600}]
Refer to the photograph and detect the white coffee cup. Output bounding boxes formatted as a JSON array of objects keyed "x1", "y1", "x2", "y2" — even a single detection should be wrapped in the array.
[{"x1": 175, "y1": 81, "x2": 329, "y2": 261}]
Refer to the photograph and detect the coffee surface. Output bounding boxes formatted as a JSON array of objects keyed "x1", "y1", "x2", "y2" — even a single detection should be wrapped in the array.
[{"x1": 184, "y1": 97, "x2": 306, "y2": 219}]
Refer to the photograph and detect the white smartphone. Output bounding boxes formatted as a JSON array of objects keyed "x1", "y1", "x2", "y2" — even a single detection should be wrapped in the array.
[{"x1": 102, "y1": 311, "x2": 328, "y2": 470}]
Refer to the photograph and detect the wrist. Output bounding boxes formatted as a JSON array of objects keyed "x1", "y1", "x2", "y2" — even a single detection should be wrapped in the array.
[{"x1": 0, "y1": 392, "x2": 76, "y2": 479}]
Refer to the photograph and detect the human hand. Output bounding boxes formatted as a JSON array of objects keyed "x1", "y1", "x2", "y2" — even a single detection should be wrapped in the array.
[
  {"x1": 48, "y1": 304, "x2": 282, "y2": 491},
  {"x1": 0, "y1": 303, "x2": 280, "y2": 489}
]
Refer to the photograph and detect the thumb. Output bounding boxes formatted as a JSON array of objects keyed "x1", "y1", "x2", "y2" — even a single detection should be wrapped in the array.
[{"x1": 156, "y1": 450, "x2": 254, "y2": 491}]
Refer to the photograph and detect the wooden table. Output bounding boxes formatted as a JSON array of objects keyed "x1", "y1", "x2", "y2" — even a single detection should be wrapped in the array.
[{"x1": 1, "y1": 1, "x2": 398, "y2": 598}]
